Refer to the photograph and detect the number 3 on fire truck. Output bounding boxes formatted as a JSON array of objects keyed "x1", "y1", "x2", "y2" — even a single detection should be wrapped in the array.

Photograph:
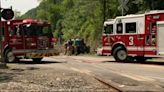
[{"x1": 129, "y1": 36, "x2": 134, "y2": 45}]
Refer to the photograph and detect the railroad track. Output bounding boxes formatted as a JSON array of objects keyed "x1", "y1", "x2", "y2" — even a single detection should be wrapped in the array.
[{"x1": 94, "y1": 77, "x2": 121, "y2": 92}]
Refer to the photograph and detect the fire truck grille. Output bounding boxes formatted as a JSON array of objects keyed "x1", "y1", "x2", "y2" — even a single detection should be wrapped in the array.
[{"x1": 37, "y1": 38, "x2": 49, "y2": 49}]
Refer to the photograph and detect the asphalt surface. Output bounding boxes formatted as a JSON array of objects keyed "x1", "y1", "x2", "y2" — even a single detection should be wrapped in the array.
[
  {"x1": 0, "y1": 56, "x2": 118, "y2": 92},
  {"x1": 49, "y1": 56, "x2": 164, "y2": 92},
  {"x1": 1, "y1": 55, "x2": 164, "y2": 91}
]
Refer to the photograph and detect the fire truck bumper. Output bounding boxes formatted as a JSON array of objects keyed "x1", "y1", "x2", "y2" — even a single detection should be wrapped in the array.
[{"x1": 26, "y1": 49, "x2": 59, "y2": 58}]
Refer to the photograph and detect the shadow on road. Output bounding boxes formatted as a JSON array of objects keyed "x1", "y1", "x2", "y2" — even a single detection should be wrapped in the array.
[
  {"x1": 9, "y1": 60, "x2": 67, "y2": 65},
  {"x1": 104, "y1": 60, "x2": 164, "y2": 66},
  {"x1": 0, "y1": 72, "x2": 14, "y2": 83},
  {"x1": 139, "y1": 60, "x2": 164, "y2": 66}
]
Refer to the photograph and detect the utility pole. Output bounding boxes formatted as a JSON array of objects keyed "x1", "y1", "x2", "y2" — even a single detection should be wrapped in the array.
[
  {"x1": 103, "y1": 0, "x2": 106, "y2": 22},
  {"x1": 0, "y1": 0, "x2": 14, "y2": 68},
  {"x1": 151, "y1": 1, "x2": 154, "y2": 10},
  {"x1": 0, "y1": 0, "x2": 7, "y2": 68},
  {"x1": 0, "y1": 0, "x2": 10, "y2": 68}
]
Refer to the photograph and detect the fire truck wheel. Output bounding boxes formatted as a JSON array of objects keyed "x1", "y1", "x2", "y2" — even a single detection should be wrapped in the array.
[
  {"x1": 32, "y1": 58, "x2": 43, "y2": 62},
  {"x1": 4, "y1": 50, "x2": 16, "y2": 63},
  {"x1": 113, "y1": 47, "x2": 127, "y2": 62}
]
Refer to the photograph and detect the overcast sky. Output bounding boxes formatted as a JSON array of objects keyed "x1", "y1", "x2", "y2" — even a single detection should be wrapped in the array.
[{"x1": 1, "y1": 0, "x2": 40, "y2": 15}]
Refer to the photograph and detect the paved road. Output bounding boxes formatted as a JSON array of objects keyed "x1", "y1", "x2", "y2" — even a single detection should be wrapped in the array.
[
  {"x1": 1, "y1": 57, "x2": 118, "y2": 91},
  {"x1": 46, "y1": 56, "x2": 164, "y2": 92},
  {"x1": 5, "y1": 55, "x2": 164, "y2": 91}
]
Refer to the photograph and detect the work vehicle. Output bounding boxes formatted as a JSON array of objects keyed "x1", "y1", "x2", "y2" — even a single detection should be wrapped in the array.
[
  {"x1": 1, "y1": 19, "x2": 58, "y2": 62},
  {"x1": 64, "y1": 38, "x2": 90, "y2": 55},
  {"x1": 101, "y1": 10, "x2": 164, "y2": 61}
]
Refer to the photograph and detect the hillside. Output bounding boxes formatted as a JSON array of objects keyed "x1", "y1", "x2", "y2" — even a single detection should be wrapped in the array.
[{"x1": 21, "y1": 0, "x2": 164, "y2": 49}]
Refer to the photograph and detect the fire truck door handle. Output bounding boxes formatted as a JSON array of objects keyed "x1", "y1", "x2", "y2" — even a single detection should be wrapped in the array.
[
  {"x1": 111, "y1": 37, "x2": 115, "y2": 41},
  {"x1": 137, "y1": 38, "x2": 144, "y2": 40},
  {"x1": 137, "y1": 35, "x2": 144, "y2": 39}
]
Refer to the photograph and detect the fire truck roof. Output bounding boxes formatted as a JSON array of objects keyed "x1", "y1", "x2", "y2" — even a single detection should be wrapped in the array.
[
  {"x1": 104, "y1": 20, "x2": 114, "y2": 26},
  {"x1": 9, "y1": 19, "x2": 50, "y2": 26},
  {"x1": 157, "y1": 21, "x2": 164, "y2": 25},
  {"x1": 145, "y1": 10, "x2": 164, "y2": 15},
  {"x1": 116, "y1": 14, "x2": 144, "y2": 19},
  {"x1": 104, "y1": 10, "x2": 164, "y2": 24},
  {"x1": 104, "y1": 14, "x2": 144, "y2": 26}
]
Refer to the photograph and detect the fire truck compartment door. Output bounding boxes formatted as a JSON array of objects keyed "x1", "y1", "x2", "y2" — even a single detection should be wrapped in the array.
[{"x1": 157, "y1": 21, "x2": 164, "y2": 55}]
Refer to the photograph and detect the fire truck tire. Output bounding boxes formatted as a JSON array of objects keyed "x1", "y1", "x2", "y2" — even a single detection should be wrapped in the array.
[
  {"x1": 32, "y1": 58, "x2": 43, "y2": 62},
  {"x1": 113, "y1": 47, "x2": 127, "y2": 62},
  {"x1": 4, "y1": 49, "x2": 16, "y2": 63}
]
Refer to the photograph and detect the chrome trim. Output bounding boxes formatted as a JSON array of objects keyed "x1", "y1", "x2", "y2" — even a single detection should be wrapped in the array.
[{"x1": 13, "y1": 49, "x2": 55, "y2": 54}]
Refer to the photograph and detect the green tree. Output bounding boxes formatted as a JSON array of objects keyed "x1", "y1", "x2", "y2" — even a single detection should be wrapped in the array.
[{"x1": 21, "y1": 0, "x2": 164, "y2": 50}]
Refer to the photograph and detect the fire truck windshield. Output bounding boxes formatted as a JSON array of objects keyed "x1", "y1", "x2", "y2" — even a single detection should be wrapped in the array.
[
  {"x1": 23, "y1": 25, "x2": 53, "y2": 37},
  {"x1": 104, "y1": 24, "x2": 113, "y2": 34}
]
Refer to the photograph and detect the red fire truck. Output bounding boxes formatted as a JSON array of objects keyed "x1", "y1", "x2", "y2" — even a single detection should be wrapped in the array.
[
  {"x1": 1, "y1": 19, "x2": 58, "y2": 62},
  {"x1": 101, "y1": 10, "x2": 164, "y2": 62}
]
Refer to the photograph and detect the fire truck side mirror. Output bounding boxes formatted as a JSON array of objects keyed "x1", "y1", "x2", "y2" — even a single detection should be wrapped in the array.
[{"x1": 1, "y1": 9, "x2": 14, "y2": 20}]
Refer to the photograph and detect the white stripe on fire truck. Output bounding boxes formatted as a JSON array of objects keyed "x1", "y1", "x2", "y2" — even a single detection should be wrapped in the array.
[
  {"x1": 103, "y1": 46, "x2": 112, "y2": 50},
  {"x1": 144, "y1": 47, "x2": 156, "y2": 51},
  {"x1": 103, "y1": 46, "x2": 156, "y2": 51},
  {"x1": 13, "y1": 49, "x2": 33, "y2": 53},
  {"x1": 127, "y1": 47, "x2": 138, "y2": 51},
  {"x1": 12, "y1": 49, "x2": 56, "y2": 53},
  {"x1": 128, "y1": 47, "x2": 156, "y2": 51}
]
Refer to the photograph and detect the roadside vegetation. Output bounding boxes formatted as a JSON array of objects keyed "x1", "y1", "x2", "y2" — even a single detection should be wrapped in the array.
[{"x1": 21, "y1": 0, "x2": 164, "y2": 50}]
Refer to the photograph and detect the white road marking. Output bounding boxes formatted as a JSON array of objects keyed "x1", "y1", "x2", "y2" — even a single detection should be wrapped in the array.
[
  {"x1": 91, "y1": 64, "x2": 155, "y2": 82},
  {"x1": 119, "y1": 73, "x2": 155, "y2": 81},
  {"x1": 149, "y1": 76, "x2": 164, "y2": 80},
  {"x1": 50, "y1": 56, "x2": 162, "y2": 82},
  {"x1": 70, "y1": 67, "x2": 92, "y2": 75},
  {"x1": 141, "y1": 65, "x2": 164, "y2": 69}
]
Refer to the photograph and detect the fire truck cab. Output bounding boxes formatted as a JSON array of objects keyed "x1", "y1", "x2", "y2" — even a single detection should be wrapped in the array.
[
  {"x1": 1, "y1": 19, "x2": 58, "y2": 62},
  {"x1": 102, "y1": 10, "x2": 164, "y2": 62}
]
